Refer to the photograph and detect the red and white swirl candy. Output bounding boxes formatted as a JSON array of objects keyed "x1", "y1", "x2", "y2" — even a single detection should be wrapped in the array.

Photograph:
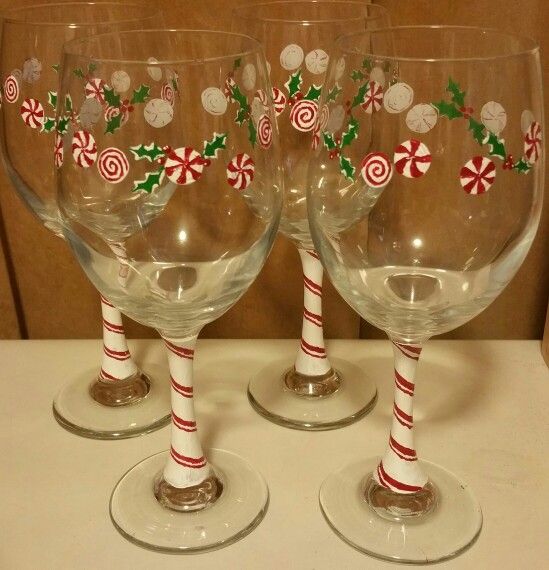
[
  {"x1": 104, "y1": 105, "x2": 129, "y2": 125},
  {"x1": 272, "y1": 87, "x2": 287, "y2": 116},
  {"x1": 165, "y1": 147, "x2": 207, "y2": 185},
  {"x1": 227, "y1": 153, "x2": 255, "y2": 191},
  {"x1": 290, "y1": 99, "x2": 318, "y2": 133},
  {"x1": 361, "y1": 81, "x2": 384, "y2": 114},
  {"x1": 224, "y1": 76, "x2": 237, "y2": 102},
  {"x1": 20, "y1": 98, "x2": 44, "y2": 129},
  {"x1": 72, "y1": 130, "x2": 97, "y2": 168},
  {"x1": 3, "y1": 74, "x2": 20, "y2": 104},
  {"x1": 460, "y1": 156, "x2": 496, "y2": 195},
  {"x1": 161, "y1": 82, "x2": 175, "y2": 106},
  {"x1": 54, "y1": 134, "x2": 63, "y2": 169},
  {"x1": 254, "y1": 89, "x2": 268, "y2": 107},
  {"x1": 97, "y1": 147, "x2": 130, "y2": 184},
  {"x1": 85, "y1": 78, "x2": 106, "y2": 103},
  {"x1": 393, "y1": 139, "x2": 432, "y2": 178},
  {"x1": 257, "y1": 114, "x2": 273, "y2": 149},
  {"x1": 361, "y1": 152, "x2": 393, "y2": 189},
  {"x1": 524, "y1": 121, "x2": 542, "y2": 164}
]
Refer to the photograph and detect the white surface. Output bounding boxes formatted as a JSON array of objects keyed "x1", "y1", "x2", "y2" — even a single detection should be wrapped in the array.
[{"x1": 0, "y1": 339, "x2": 547, "y2": 569}]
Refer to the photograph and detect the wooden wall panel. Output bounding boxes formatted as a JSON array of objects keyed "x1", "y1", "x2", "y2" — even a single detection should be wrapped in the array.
[{"x1": 0, "y1": 205, "x2": 20, "y2": 338}]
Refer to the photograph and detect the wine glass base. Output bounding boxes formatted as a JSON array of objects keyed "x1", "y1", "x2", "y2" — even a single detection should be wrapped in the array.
[
  {"x1": 248, "y1": 357, "x2": 377, "y2": 431},
  {"x1": 319, "y1": 457, "x2": 482, "y2": 564},
  {"x1": 52, "y1": 364, "x2": 170, "y2": 439},
  {"x1": 110, "y1": 449, "x2": 269, "y2": 553}
]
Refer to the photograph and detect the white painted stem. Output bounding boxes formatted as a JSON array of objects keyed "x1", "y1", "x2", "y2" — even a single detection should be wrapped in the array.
[
  {"x1": 294, "y1": 249, "x2": 332, "y2": 376},
  {"x1": 374, "y1": 341, "x2": 428, "y2": 494},
  {"x1": 99, "y1": 295, "x2": 138, "y2": 383},
  {"x1": 162, "y1": 335, "x2": 212, "y2": 488}
]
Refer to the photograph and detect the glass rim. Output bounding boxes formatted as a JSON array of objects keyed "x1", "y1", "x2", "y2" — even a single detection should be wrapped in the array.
[
  {"x1": 335, "y1": 25, "x2": 540, "y2": 63},
  {"x1": 62, "y1": 29, "x2": 265, "y2": 65},
  {"x1": 3, "y1": 1, "x2": 158, "y2": 27},
  {"x1": 233, "y1": 0, "x2": 388, "y2": 25}
]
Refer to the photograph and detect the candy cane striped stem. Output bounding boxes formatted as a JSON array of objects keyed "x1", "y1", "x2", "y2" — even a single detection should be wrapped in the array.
[
  {"x1": 162, "y1": 335, "x2": 212, "y2": 488},
  {"x1": 373, "y1": 341, "x2": 428, "y2": 494},
  {"x1": 294, "y1": 249, "x2": 332, "y2": 377},
  {"x1": 99, "y1": 295, "x2": 138, "y2": 383},
  {"x1": 108, "y1": 241, "x2": 130, "y2": 288}
]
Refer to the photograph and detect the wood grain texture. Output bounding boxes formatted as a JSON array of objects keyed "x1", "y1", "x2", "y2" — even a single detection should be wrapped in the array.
[{"x1": 0, "y1": 207, "x2": 20, "y2": 339}]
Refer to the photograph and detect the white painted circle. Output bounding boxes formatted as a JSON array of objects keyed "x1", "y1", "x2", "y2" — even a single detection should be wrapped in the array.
[
  {"x1": 384, "y1": 82, "x2": 414, "y2": 114},
  {"x1": 242, "y1": 63, "x2": 257, "y2": 91},
  {"x1": 406, "y1": 104, "x2": 438, "y2": 134},
  {"x1": 111, "y1": 70, "x2": 131, "y2": 93},
  {"x1": 326, "y1": 104, "x2": 346, "y2": 133},
  {"x1": 280, "y1": 44, "x2": 304, "y2": 71},
  {"x1": 305, "y1": 49, "x2": 329, "y2": 75},
  {"x1": 146, "y1": 57, "x2": 162, "y2": 82},
  {"x1": 78, "y1": 98, "x2": 103, "y2": 128},
  {"x1": 22, "y1": 58, "x2": 42, "y2": 84},
  {"x1": 369, "y1": 66, "x2": 386, "y2": 88},
  {"x1": 201, "y1": 87, "x2": 228, "y2": 116},
  {"x1": 144, "y1": 98, "x2": 174, "y2": 128},
  {"x1": 480, "y1": 101, "x2": 507, "y2": 135},
  {"x1": 521, "y1": 109, "x2": 535, "y2": 134}
]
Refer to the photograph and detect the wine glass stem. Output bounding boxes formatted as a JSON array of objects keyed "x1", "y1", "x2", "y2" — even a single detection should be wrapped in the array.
[
  {"x1": 294, "y1": 248, "x2": 332, "y2": 376},
  {"x1": 108, "y1": 241, "x2": 130, "y2": 288},
  {"x1": 374, "y1": 341, "x2": 428, "y2": 492}
]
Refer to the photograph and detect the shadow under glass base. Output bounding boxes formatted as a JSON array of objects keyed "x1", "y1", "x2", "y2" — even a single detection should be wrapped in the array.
[
  {"x1": 52, "y1": 364, "x2": 170, "y2": 439},
  {"x1": 248, "y1": 357, "x2": 377, "y2": 431},
  {"x1": 319, "y1": 457, "x2": 482, "y2": 564},
  {"x1": 110, "y1": 449, "x2": 269, "y2": 553}
]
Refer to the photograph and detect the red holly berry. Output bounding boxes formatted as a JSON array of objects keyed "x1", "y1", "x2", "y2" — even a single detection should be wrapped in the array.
[
  {"x1": 460, "y1": 106, "x2": 474, "y2": 118},
  {"x1": 203, "y1": 158, "x2": 212, "y2": 167},
  {"x1": 503, "y1": 155, "x2": 514, "y2": 170}
]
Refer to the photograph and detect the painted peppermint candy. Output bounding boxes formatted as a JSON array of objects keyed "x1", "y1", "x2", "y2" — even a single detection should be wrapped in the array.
[
  {"x1": 3, "y1": 75, "x2": 20, "y2": 104},
  {"x1": 72, "y1": 130, "x2": 97, "y2": 168},
  {"x1": 361, "y1": 152, "x2": 393, "y2": 189},
  {"x1": 22, "y1": 58, "x2": 42, "y2": 84},
  {"x1": 161, "y1": 82, "x2": 175, "y2": 106},
  {"x1": 305, "y1": 49, "x2": 329, "y2": 75},
  {"x1": 111, "y1": 70, "x2": 131, "y2": 93},
  {"x1": 254, "y1": 89, "x2": 268, "y2": 107},
  {"x1": 257, "y1": 114, "x2": 273, "y2": 149},
  {"x1": 242, "y1": 63, "x2": 256, "y2": 91},
  {"x1": 369, "y1": 66, "x2": 386, "y2": 88},
  {"x1": 165, "y1": 147, "x2": 207, "y2": 185},
  {"x1": 384, "y1": 82, "x2": 414, "y2": 114},
  {"x1": 393, "y1": 139, "x2": 432, "y2": 178},
  {"x1": 361, "y1": 81, "x2": 383, "y2": 114},
  {"x1": 224, "y1": 76, "x2": 237, "y2": 101},
  {"x1": 20, "y1": 98, "x2": 44, "y2": 129},
  {"x1": 290, "y1": 99, "x2": 318, "y2": 132},
  {"x1": 406, "y1": 104, "x2": 438, "y2": 134},
  {"x1": 104, "y1": 105, "x2": 129, "y2": 125},
  {"x1": 85, "y1": 78, "x2": 106, "y2": 103},
  {"x1": 524, "y1": 122, "x2": 542, "y2": 164},
  {"x1": 144, "y1": 98, "x2": 174, "y2": 128},
  {"x1": 280, "y1": 44, "x2": 304, "y2": 71},
  {"x1": 54, "y1": 134, "x2": 63, "y2": 168},
  {"x1": 460, "y1": 156, "x2": 496, "y2": 195},
  {"x1": 272, "y1": 87, "x2": 287, "y2": 116},
  {"x1": 480, "y1": 101, "x2": 507, "y2": 135},
  {"x1": 97, "y1": 147, "x2": 130, "y2": 183},
  {"x1": 201, "y1": 87, "x2": 228, "y2": 116},
  {"x1": 227, "y1": 153, "x2": 255, "y2": 190}
]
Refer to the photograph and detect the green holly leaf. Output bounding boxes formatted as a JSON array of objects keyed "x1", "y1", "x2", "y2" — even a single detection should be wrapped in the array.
[
  {"x1": 339, "y1": 155, "x2": 355, "y2": 180},
  {"x1": 65, "y1": 94, "x2": 73, "y2": 113},
  {"x1": 351, "y1": 70, "x2": 365, "y2": 82},
  {"x1": 326, "y1": 84, "x2": 342, "y2": 103},
  {"x1": 88, "y1": 62, "x2": 97, "y2": 74},
  {"x1": 103, "y1": 86, "x2": 121, "y2": 108},
  {"x1": 203, "y1": 132, "x2": 227, "y2": 159},
  {"x1": 105, "y1": 113, "x2": 123, "y2": 135},
  {"x1": 484, "y1": 132, "x2": 506, "y2": 160},
  {"x1": 447, "y1": 77, "x2": 466, "y2": 107},
  {"x1": 231, "y1": 84, "x2": 250, "y2": 112},
  {"x1": 48, "y1": 91, "x2": 58, "y2": 109},
  {"x1": 129, "y1": 142, "x2": 166, "y2": 162},
  {"x1": 340, "y1": 117, "x2": 359, "y2": 148},
  {"x1": 304, "y1": 84, "x2": 322, "y2": 101},
  {"x1": 513, "y1": 158, "x2": 533, "y2": 174},
  {"x1": 351, "y1": 82, "x2": 369, "y2": 109},
  {"x1": 468, "y1": 118, "x2": 486, "y2": 145},
  {"x1": 234, "y1": 58, "x2": 242, "y2": 70},
  {"x1": 52, "y1": 64, "x2": 60, "y2": 73},
  {"x1": 323, "y1": 132, "x2": 337, "y2": 150},
  {"x1": 56, "y1": 116, "x2": 69, "y2": 135},
  {"x1": 362, "y1": 58, "x2": 373, "y2": 72},
  {"x1": 132, "y1": 168, "x2": 165, "y2": 193},
  {"x1": 284, "y1": 70, "x2": 303, "y2": 98},
  {"x1": 130, "y1": 84, "x2": 151, "y2": 105},
  {"x1": 432, "y1": 100, "x2": 463, "y2": 120},
  {"x1": 73, "y1": 68, "x2": 85, "y2": 78},
  {"x1": 248, "y1": 120, "x2": 257, "y2": 148},
  {"x1": 235, "y1": 107, "x2": 248, "y2": 126},
  {"x1": 41, "y1": 117, "x2": 56, "y2": 133}
]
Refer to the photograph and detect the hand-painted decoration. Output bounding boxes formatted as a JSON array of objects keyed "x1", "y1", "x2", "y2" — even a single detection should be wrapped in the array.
[
  {"x1": 361, "y1": 152, "x2": 393, "y2": 188},
  {"x1": 242, "y1": 63, "x2": 257, "y2": 91},
  {"x1": 257, "y1": 114, "x2": 273, "y2": 149},
  {"x1": 524, "y1": 121, "x2": 542, "y2": 164},
  {"x1": 54, "y1": 133, "x2": 64, "y2": 168},
  {"x1": 79, "y1": 98, "x2": 103, "y2": 128},
  {"x1": 146, "y1": 57, "x2": 163, "y2": 82},
  {"x1": 394, "y1": 139, "x2": 431, "y2": 179},
  {"x1": 161, "y1": 83, "x2": 175, "y2": 107},
  {"x1": 226, "y1": 153, "x2": 255, "y2": 190},
  {"x1": 97, "y1": 147, "x2": 130, "y2": 183},
  {"x1": 165, "y1": 147, "x2": 208, "y2": 185},
  {"x1": 20, "y1": 98, "x2": 44, "y2": 129},
  {"x1": 201, "y1": 87, "x2": 228, "y2": 116},
  {"x1": 3, "y1": 74, "x2": 20, "y2": 103},
  {"x1": 72, "y1": 129, "x2": 98, "y2": 168},
  {"x1": 361, "y1": 81, "x2": 383, "y2": 114},
  {"x1": 144, "y1": 98, "x2": 173, "y2": 128},
  {"x1": 22, "y1": 57, "x2": 42, "y2": 84},
  {"x1": 480, "y1": 101, "x2": 507, "y2": 135},
  {"x1": 280, "y1": 44, "x2": 304, "y2": 71},
  {"x1": 460, "y1": 156, "x2": 496, "y2": 195},
  {"x1": 111, "y1": 70, "x2": 131, "y2": 93},
  {"x1": 85, "y1": 78, "x2": 107, "y2": 104},
  {"x1": 406, "y1": 104, "x2": 438, "y2": 134},
  {"x1": 272, "y1": 87, "x2": 287, "y2": 116},
  {"x1": 305, "y1": 49, "x2": 329, "y2": 75},
  {"x1": 383, "y1": 82, "x2": 414, "y2": 114}
]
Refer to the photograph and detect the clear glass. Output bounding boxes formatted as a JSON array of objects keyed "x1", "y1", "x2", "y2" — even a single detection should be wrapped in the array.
[
  {"x1": 309, "y1": 26, "x2": 543, "y2": 562},
  {"x1": 57, "y1": 29, "x2": 282, "y2": 552},
  {"x1": 0, "y1": 2, "x2": 169, "y2": 439},
  {"x1": 232, "y1": 0, "x2": 389, "y2": 430}
]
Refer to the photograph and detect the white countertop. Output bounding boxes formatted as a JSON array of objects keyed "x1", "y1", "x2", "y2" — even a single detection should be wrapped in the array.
[{"x1": 0, "y1": 339, "x2": 547, "y2": 569}]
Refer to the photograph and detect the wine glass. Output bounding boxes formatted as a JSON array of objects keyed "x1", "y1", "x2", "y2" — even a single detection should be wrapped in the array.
[
  {"x1": 57, "y1": 29, "x2": 282, "y2": 552},
  {"x1": 308, "y1": 26, "x2": 543, "y2": 562},
  {"x1": 0, "y1": 2, "x2": 170, "y2": 439},
  {"x1": 232, "y1": 0, "x2": 390, "y2": 431}
]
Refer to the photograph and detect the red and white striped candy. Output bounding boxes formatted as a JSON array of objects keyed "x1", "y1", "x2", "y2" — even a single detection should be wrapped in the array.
[
  {"x1": 72, "y1": 130, "x2": 97, "y2": 168},
  {"x1": 20, "y1": 98, "x2": 44, "y2": 129},
  {"x1": 361, "y1": 152, "x2": 393, "y2": 189},
  {"x1": 524, "y1": 121, "x2": 542, "y2": 164},
  {"x1": 54, "y1": 133, "x2": 63, "y2": 168},
  {"x1": 290, "y1": 99, "x2": 318, "y2": 132},
  {"x1": 257, "y1": 114, "x2": 273, "y2": 149},
  {"x1": 227, "y1": 153, "x2": 255, "y2": 191},
  {"x1": 224, "y1": 76, "x2": 237, "y2": 101},
  {"x1": 272, "y1": 87, "x2": 287, "y2": 116},
  {"x1": 3, "y1": 74, "x2": 19, "y2": 104},
  {"x1": 460, "y1": 156, "x2": 496, "y2": 195},
  {"x1": 104, "y1": 105, "x2": 129, "y2": 125},
  {"x1": 393, "y1": 139, "x2": 432, "y2": 178},
  {"x1": 254, "y1": 89, "x2": 268, "y2": 107},
  {"x1": 361, "y1": 80, "x2": 383, "y2": 114},
  {"x1": 97, "y1": 147, "x2": 130, "y2": 184},
  {"x1": 161, "y1": 82, "x2": 175, "y2": 106},
  {"x1": 165, "y1": 147, "x2": 207, "y2": 186},
  {"x1": 85, "y1": 78, "x2": 106, "y2": 103}
]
